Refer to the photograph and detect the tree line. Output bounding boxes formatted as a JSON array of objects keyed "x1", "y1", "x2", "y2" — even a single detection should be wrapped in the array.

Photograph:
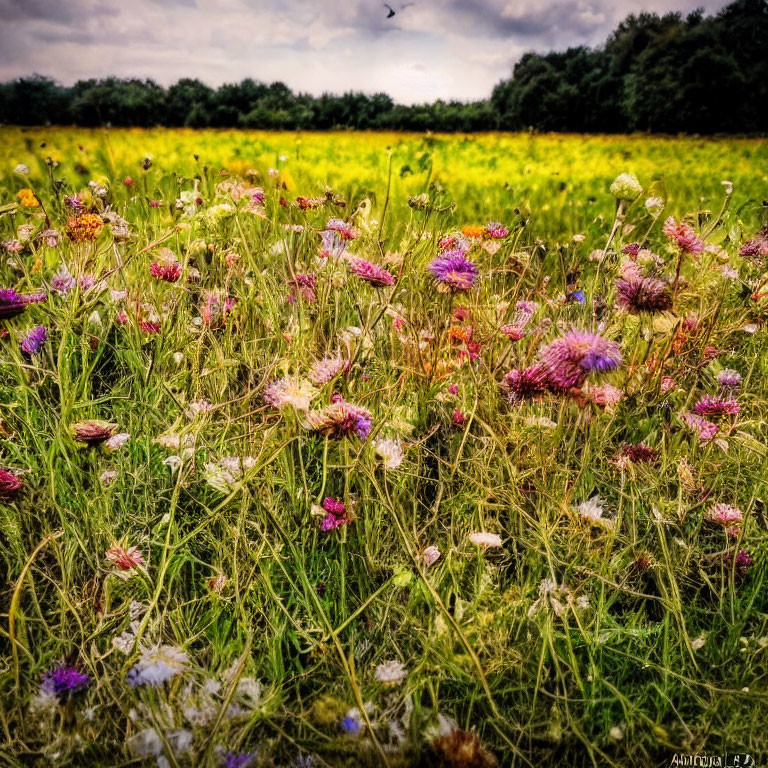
[{"x1": 1, "y1": 0, "x2": 765, "y2": 133}]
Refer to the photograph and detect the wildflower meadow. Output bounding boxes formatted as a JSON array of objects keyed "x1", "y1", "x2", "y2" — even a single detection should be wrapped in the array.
[{"x1": 1, "y1": 127, "x2": 768, "y2": 767}]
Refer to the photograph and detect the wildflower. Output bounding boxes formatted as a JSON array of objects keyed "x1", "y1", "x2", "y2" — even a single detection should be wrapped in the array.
[
  {"x1": 610, "y1": 173, "x2": 642, "y2": 201},
  {"x1": 38, "y1": 229, "x2": 60, "y2": 248},
  {"x1": 427, "y1": 718, "x2": 499, "y2": 768},
  {"x1": 100, "y1": 469, "x2": 118, "y2": 485},
  {"x1": 373, "y1": 436, "x2": 404, "y2": 469},
  {"x1": 0, "y1": 288, "x2": 47, "y2": 320},
  {"x1": 576, "y1": 496, "x2": 613, "y2": 528},
  {"x1": 663, "y1": 217, "x2": 703, "y2": 254},
  {"x1": 419, "y1": 545, "x2": 441, "y2": 568},
  {"x1": 41, "y1": 663, "x2": 91, "y2": 702},
  {"x1": 150, "y1": 250, "x2": 182, "y2": 282},
  {"x1": 717, "y1": 369, "x2": 742, "y2": 390},
  {"x1": 106, "y1": 545, "x2": 143, "y2": 572},
  {"x1": 739, "y1": 234, "x2": 768, "y2": 263},
  {"x1": 287, "y1": 272, "x2": 317, "y2": 303},
  {"x1": 264, "y1": 377, "x2": 316, "y2": 411},
  {"x1": 17, "y1": 188, "x2": 39, "y2": 207},
  {"x1": 681, "y1": 412, "x2": 718, "y2": 442},
  {"x1": 616, "y1": 276, "x2": 672, "y2": 313},
  {"x1": 502, "y1": 364, "x2": 549, "y2": 402},
  {"x1": 2, "y1": 238, "x2": 23, "y2": 253},
  {"x1": 619, "y1": 443, "x2": 659, "y2": 464},
  {"x1": 468, "y1": 532, "x2": 503, "y2": 548},
  {"x1": 319, "y1": 229, "x2": 347, "y2": 259},
  {"x1": 340, "y1": 709, "x2": 364, "y2": 736},
  {"x1": 462, "y1": 224, "x2": 485, "y2": 239},
  {"x1": 661, "y1": 376, "x2": 677, "y2": 394},
  {"x1": 318, "y1": 497, "x2": 349, "y2": 531},
  {"x1": 374, "y1": 660, "x2": 407, "y2": 685},
  {"x1": 325, "y1": 218, "x2": 360, "y2": 240},
  {"x1": 224, "y1": 753, "x2": 257, "y2": 768},
  {"x1": 438, "y1": 234, "x2": 469, "y2": 253},
  {"x1": 428, "y1": 251, "x2": 478, "y2": 292},
  {"x1": 308, "y1": 356, "x2": 345, "y2": 386},
  {"x1": 645, "y1": 196, "x2": 664, "y2": 212},
  {"x1": 451, "y1": 409, "x2": 467, "y2": 427},
  {"x1": 66, "y1": 213, "x2": 104, "y2": 242},
  {"x1": 484, "y1": 221, "x2": 509, "y2": 239},
  {"x1": 539, "y1": 331, "x2": 622, "y2": 390},
  {"x1": 64, "y1": 195, "x2": 84, "y2": 211},
  {"x1": 347, "y1": 256, "x2": 395, "y2": 287},
  {"x1": 585, "y1": 383, "x2": 623, "y2": 412},
  {"x1": 705, "y1": 503, "x2": 743, "y2": 526},
  {"x1": 13, "y1": 163, "x2": 29, "y2": 175},
  {"x1": 735, "y1": 550, "x2": 753, "y2": 577},
  {"x1": 127, "y1": 644, "x2": 188, "y2": 686},
  {"x1": 0, "y1": 467, "x2": 22, "y2": 498},
  {"x1": 306, "y1": 395, "x2": 372, "y2": 440},
  {"x1": 693, "y1": 394, "x2": 739, "y2": 417},
  {"x1": 200, "y1": 291, "x2": 235, "y2": 328},
  {"x1": 20, "y1": 325, "x2": 47, "y2": 355},
  {"x1": 71, "y1": 420, "x2": 118, "y2": 445}
]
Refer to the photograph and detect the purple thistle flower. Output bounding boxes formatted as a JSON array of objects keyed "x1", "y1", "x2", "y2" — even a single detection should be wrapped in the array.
[
  {"x1": 739, "y1": 235, "x2": 768, "y2": 263},
  {"x1": 540, "y1": 331, "x2": 622, "y2": 390},
  {"x1": 735, "y1": 550, "x2": 753, "y2": 577},
  {"x1": 0, "y1": 288, "x2": 47, "y2": 320},
  {"x1": 428, "y1": 251, "x2": 478, "y2": 292},
  {"x1": 501, "y1": 364, "x2": 550, "y2": 403},
  {"x1": 20, "y1": 325, "x2": 47, "y2": 355},
  {"x1": 306, "y1": 395, "x2": 373, "y2": 441},
  {"x1": 616, "y1": 276, "x2": 672, "y2": 314},
  {"x1": 693, "y1": 394, "x2": 739, "y2": 417},
  {"x1": 347, "y1": 257, "x2": 395, "y2": 287},
  {"x1": 41, "y1": 663, "x2": 91, "y2": 702}
]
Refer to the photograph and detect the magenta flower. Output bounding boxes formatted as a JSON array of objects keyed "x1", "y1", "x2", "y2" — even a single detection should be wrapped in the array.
[
  {"x1": 681, "y1": 412, "x2": 718, "y2": 442},
  {"x1": 539, "y1": 331, "x2": 622, "y2": 390},
  {"x1": 41, "y1": 663, "x2": 91, "y2": 702},
  {"x1": 717, "y1": 369, "x2": 742, "y2": 390},
  {"x1": 428, "y1": 252, "x2": 478, "y2": 292},
  {"x1": 150, "y1": 260, "x2": 182, "y2": 283},
  {"x1": 693, "y1": 395, "x2": 739, "y2": 417},
  {"x1": 663, "y1": 217, "x2": 704, "y2": 255},
  {"x1": 735, "y1": 550, "x2": 753, "y2": 576},
  {"x1": 616, "y1": 276, "x2": 672, "y2": 314},
  {"x1": 347, "y1": 257, "x2": 395, "y2": 287},
  {"x1": 0, "y1": 288, "x2": 47, "y2": 320},
  {"x1": 20, "y1": 325, "x2": 47, "y2": 355},
  {"x1": 484, "y1": 222, "x2": 509, "y2": 239},
  {"x1": 705, "y1": 503, "x2": 743, "y2": 526},
  {"x1": 287, "y1": 273, "x2": 317, "y2": 303},
  {"x1": 0, "y1": 467, "x2": 23, "y2": 498},
  {"x1": 502, "y1": 364, "x2": 550, "y2": 403},
  {"x1": 320, "y1": 497, "x2": 349, "y2": 531},
  {"x1": 201, "y1": 292, "x2": 235, "y2": 328},
  {"x1": 306, "y1": 394, "x2": 372, "y2": 440},
  {"x1": 621, "y1": 242, "x2": 641, "y2": 257}
]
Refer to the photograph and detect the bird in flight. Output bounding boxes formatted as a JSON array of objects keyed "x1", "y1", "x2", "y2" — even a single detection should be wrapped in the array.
[{"x1": 384, "y1": 3, "x2": 414, "y2": 18}]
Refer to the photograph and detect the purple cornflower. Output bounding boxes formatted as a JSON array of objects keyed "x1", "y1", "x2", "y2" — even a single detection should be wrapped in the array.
[
  {"x1": 340, "y1": 714, "x2": 363, "y2": 736},
  {"x1": 0, "y1": 288, "x2": 47, "y2": 320},
  {"x1": 20, "y1": 325, "x2": 47, "y2": 355},
  {"x1": 693, "y1": 394, "x2": 739, "y2": 417},
  {"x1": 347, "y1": 257, "x2": 395, "y2": 287},
  {"x1": 539, "y1": 331, "x2": 622, "y2": 390},
  {"x1": 428, "y1": 251, "x2": 478, "y2": 292},
  {"x1": 41, "y1": 663, "x2": 91, "y2": 702},
  {"x1": 616, "y1": 276, "x2": 672, "y2": 314},
  {"x1": 223, "y1": 753, "x2": 256, "y2": 768},
  {"x1": 51, "y1": 267, "x2": 76, "y2": 295},
  {"x1": 484, "y1": 222, "x2": 509, "y2": 239}
]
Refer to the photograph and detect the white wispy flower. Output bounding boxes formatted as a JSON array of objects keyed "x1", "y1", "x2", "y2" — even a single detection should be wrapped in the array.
[
  {"x1": 374, "y1": 660, "x2": 407, "y2": 685},
  {"x1": 468, "y1": 532, "x2": 503, "y2": 548},
  {"x1": 575, "y1": 496, "x2": 613, "y2": 529},
  {"x1": 105, "y1": 432, "x2": 130, "y2": 451},
  {"x1": 374, "y1": 436, "x2": 404, "y2": 469},
  {"x1": 127, "y1": 644, "x2": 188, "y2": 687},
  {"x1": 418, "y1": 545, "x2": 441, "y2": 568}
]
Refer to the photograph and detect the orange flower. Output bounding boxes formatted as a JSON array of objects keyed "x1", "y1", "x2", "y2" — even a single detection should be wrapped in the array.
[
  {"x1": 461, "y1": 224, "x2": 485, "y2": 239},
  {"x1": 67, "y1": 213, "x2": 104, "y2": 242},
  {"x1": 17, "y1": 188, "x2": 39, "y2": 207}
]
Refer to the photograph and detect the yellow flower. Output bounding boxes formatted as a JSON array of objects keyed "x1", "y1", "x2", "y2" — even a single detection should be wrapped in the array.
[
  {"x1": 66, "y1": 213, "x2": 104, "y2": 242},
  {"x1": 17, "y1": 188, "x2": 39, "y2": 207}
]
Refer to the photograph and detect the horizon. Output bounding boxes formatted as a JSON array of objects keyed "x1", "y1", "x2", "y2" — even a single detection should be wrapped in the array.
[{"x1": 0, "y1": 0, "x2": 728, "y2": 105}]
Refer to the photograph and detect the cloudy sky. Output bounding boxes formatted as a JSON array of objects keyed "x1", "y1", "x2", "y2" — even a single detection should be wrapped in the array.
[{"x1": 0, "y1": 0, "x2": 728, "y2": 104}]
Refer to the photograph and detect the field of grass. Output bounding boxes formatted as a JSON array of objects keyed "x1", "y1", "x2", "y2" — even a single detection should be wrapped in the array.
[{"x1": 1, "y1": 127, "x2": 768, "y2": 767}]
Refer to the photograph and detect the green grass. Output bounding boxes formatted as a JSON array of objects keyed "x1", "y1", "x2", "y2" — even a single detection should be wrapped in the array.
[{"x1": 0, "y1": 128, "x2": 767, "y2": 767}]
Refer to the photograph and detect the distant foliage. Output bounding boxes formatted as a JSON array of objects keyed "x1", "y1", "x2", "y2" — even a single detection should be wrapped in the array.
[{"x1": 0, "y1": 0, "x2": 766, "y2": 133}]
